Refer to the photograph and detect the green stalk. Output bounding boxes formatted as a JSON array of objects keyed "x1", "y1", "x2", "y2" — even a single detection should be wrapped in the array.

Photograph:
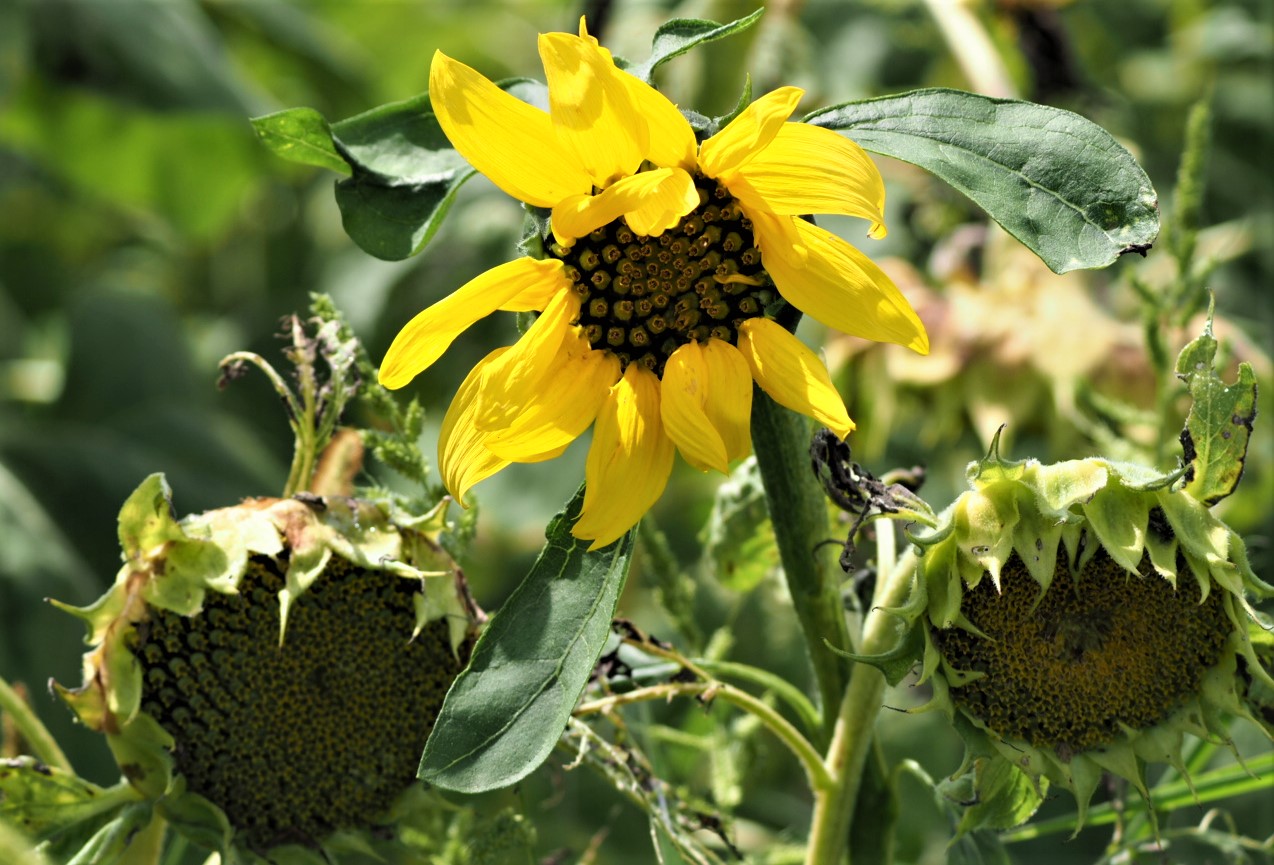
[
  {"x1": 576, "y1": 680, "x2": 832, "y2": 792},
  {"x1": 806, "y1": 522, "x2": 913, "y2": 865},
  {"x1": 0, "y1": 675, "x2": 71, "y2": 772},
  {"x1": 750, "y1": 391, "x2": 851, "y2": 739}
]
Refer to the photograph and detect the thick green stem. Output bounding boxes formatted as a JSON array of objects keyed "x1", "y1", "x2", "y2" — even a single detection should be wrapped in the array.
[
  {"x1": 806, "y1": 522, "x2": 913, "y2": 865},
  {"x1": 750, "y1": 392, "x2": 851, "y2": 741},
  {"x1": 0, "y1": 675, "x2": 72, "y2": 772}
]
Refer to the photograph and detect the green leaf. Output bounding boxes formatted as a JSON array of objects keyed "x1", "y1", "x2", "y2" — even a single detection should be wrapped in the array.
[
  {"x1": 806, "y1": 88, "x2": 1160, "y2": 274},
  {"x1": 1176, "y1": 313, "x2": 1258, "y2": 506},
  {"x1": 0, "y1": 758, "x2": 117, "y2": 841},
  {"x1": 250, "y1": 107, "x2": 351, "y2": 176},
  {"x1": 630, "y1": 9, "x2": 766, "y2": 84},
  {"x1": 117, "y1": 473, "x2": 184, "y2": 563},
  {"x1": 700, "y1": 457, "x2": 778, "y2": 592},
  {"x1": 328, "y1": 93, "x2": 475, "y2": 261},
  {"x1": 418, "y1": 487, "x2": 636, "y2": 792},
  {"x1": 951, "y1": 758, "x2": 1045, "y2": 833}
]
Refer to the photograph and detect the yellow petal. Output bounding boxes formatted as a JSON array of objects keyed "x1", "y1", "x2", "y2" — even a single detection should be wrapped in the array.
[
  {"x1": 615, "y1": 68, "x2": 696, "y2": 170},
  {"x1": 430, "y1": 50, "x2": 590, "y2": 207},
  {"x1": 699, "y1": 339, "x2": 753, "y2": 463},
  {"x1": 660, "y1": 339, "x2": 752, "y2": 473},
  {"x1": 736, "y1": 317, "x2": 855, "y2": 439},
  {"x1": 474, "y1": 288, "x2": 579, "y2": 430},
  {"x1": 440, "y1": 347, "x2": 572, "y2": 505},
  {"x1": 726, "y1": 123, "x2": 886, "y2": 232},
  {"x1": 378, "y1": 257, "x2": 568, "y2": 390},
  {"x1": 551, "y1": 168, "x2": 674, "y2": 245},
  {"x1": 697, "y1": 86, "x2": 804, "y2": 179},
  {"x1": 439, "y1": 349, "x2": 511, "y2": 505},
  {"x1": 624, "y1": 166, "x2": 699, "y2": 237},
  {"x1": 573, "y1": 365, "x2": 675, "y2": 549},
  {"x1": 751, "y1": 213, "x2": 929, "y2": 354},
  {"x1": 485, "y1": 333, "x2": 621, "y2": 460},
  {"x1": 539, "y1": 31, "x2": 645, "y2": 187},
  {"x1": 661, "y1": 341, "x2": 728, "y2": 473}
]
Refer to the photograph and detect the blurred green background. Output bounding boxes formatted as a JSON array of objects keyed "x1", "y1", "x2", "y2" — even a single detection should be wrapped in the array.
[{"x1": 2, "y1": 0, "x2": 1270, "y2": 862}]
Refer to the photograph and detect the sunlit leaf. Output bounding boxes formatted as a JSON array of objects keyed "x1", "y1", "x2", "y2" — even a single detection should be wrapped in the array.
[
  {"x1": 250, "y1": 107, "x2": 350, "y2": 176},
  {"x1": 806, "y1": 89, "x2": 1160, "y2": 274},
  {"x1": 1176, "y1": 313, "x2": 1258, "y2": 506},
  {"x1": 629, "y1": 9, "x2": 765, "y2": 83},
  {"x1": 418, "y1": 486, "x2": 635, "y2": 792}
]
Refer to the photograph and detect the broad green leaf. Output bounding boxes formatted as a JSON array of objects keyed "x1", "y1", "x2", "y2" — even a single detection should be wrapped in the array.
[
  {"x1": 418, "y1": 487, "x2": 635, "y2": 792},
  {"x1": 806, "y1": 89, "x2": 1160, "y2": 274},
  {"x1": 250, "y1": 107, "x2": 350, "y2": 176},
  {"x1": 629, "y1": 9, "x2": 765, "y2": 84},
  {"x1": 329, "y1": 94, "x2": 474, "y2": 261},
  {"x1": 1176, "y1": 316, "x2": 1258, "y2": 506}
]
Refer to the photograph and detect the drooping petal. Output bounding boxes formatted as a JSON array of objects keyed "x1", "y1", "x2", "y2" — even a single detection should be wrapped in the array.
[
  {"x1": 439, "y1": 349, "x2": 512, "y2": 505},
  {"x1": 378, "y1": 257, "x2": 568, "y2": 389},
  {"x1": 614, "y1": 68, "x2": 697, "y2": 170},
  {"x1": 440, "y1": 348, "x2": 572, "y2": 505},
  {"x1": 751, "y1": 212, "x2": 929, "y2": 354},
  {"x1": 429, "y1": 50, "x2": 590, "y2": 207},
  {"x1": 573, "y1": 365, "x2": 675, "y2": 549},
  {"x1": 551, "y1": 168, "x2": 675, "y2": 244},
  {"x1": 473, "y1": 288, "x2": 580, "y2": 430},
  {"x1": 726, "y1": 123, "x2": 887, "y2": 235},
  {"x1": 737, "y1": 318, "x2": 855, "y2": 439},
  {"x1": 661, "y1": 341, "x2": 728, "y2": 473},
  {"x1": 697, "y1": 86, "x2": 804, "y2": 179},
  {"x1": 485, "y1": 333, "x2": 621, "y2": 460},
  {"x1": 699, "y1": 339, "x2": 753, "y2": 463},
  {"x1": 623, "y1": 166, "x2": 699, "y2": 237},
  {"x1": 539, "y1": 31, "x2": 646, "y2": 187},
  {"x1": 661, "y1": 339, "x2": 752, "y2": 473}
]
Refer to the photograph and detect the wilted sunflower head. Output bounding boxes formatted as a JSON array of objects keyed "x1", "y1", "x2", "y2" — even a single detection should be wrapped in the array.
[
  {"x1": 53, "y1": 474, "x2": 480, "y2": 862},
  {"x1": 909, "y1": 444, "x2": 1273, "y2": 820}
]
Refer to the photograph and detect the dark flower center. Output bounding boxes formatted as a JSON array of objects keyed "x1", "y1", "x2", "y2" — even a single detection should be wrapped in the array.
[
  {"x1": 933, "y1": 546, "x2": 1232, "y2": 756},
  {"x1": 132, "y1": 553, "x2": 469, "y2": 852},
  {"x1": 549, "y1": 173, "x2": 773, "y2": 375}
]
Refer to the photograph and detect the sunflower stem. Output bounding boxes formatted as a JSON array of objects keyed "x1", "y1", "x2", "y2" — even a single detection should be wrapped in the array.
[
  {"x1": 0, "y1": 674, "x2": 72, "y2": 772},
  {"x1": 806, "y1": 521, "x2": 911, "y2": 865},
  {"x1": 575, "y1": 679, "x2": 832, "y2": 792},
  {"x1": 749, "y1": 391, "x2": 851, "y2": 741}
]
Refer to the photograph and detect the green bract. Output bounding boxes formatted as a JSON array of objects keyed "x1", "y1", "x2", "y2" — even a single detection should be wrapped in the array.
[
  {"x1": 904, "y1": 443, "x2": 1273, "y2": 826},
  {"x1": 52, "y1": 474, "x2": 479, "y2": 864}
]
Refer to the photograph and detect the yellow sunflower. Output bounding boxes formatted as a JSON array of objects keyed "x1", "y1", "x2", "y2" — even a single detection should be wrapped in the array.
[{"x1": 379, "y1": 21, "x2": 929, "y2": 548}]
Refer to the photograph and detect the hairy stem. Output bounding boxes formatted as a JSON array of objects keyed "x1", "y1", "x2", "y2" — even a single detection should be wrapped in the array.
[
  {"x1": 750, "y1": 391, "x2": 851, "y2": 742},
  {"x1": 806, "y1": 521, "x2": 912, "y2": 865}
]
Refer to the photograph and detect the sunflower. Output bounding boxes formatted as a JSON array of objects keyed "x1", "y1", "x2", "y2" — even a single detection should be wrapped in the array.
[
  {"x1": 379, "y1": 20, "x2": 929, "y2": 548},
  {"x1": 907, "y1": 448, "x2": 1274, "y2": 823},
  {"x1": 53, "y1": 475, "x2": 480, "y2": 862}
]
